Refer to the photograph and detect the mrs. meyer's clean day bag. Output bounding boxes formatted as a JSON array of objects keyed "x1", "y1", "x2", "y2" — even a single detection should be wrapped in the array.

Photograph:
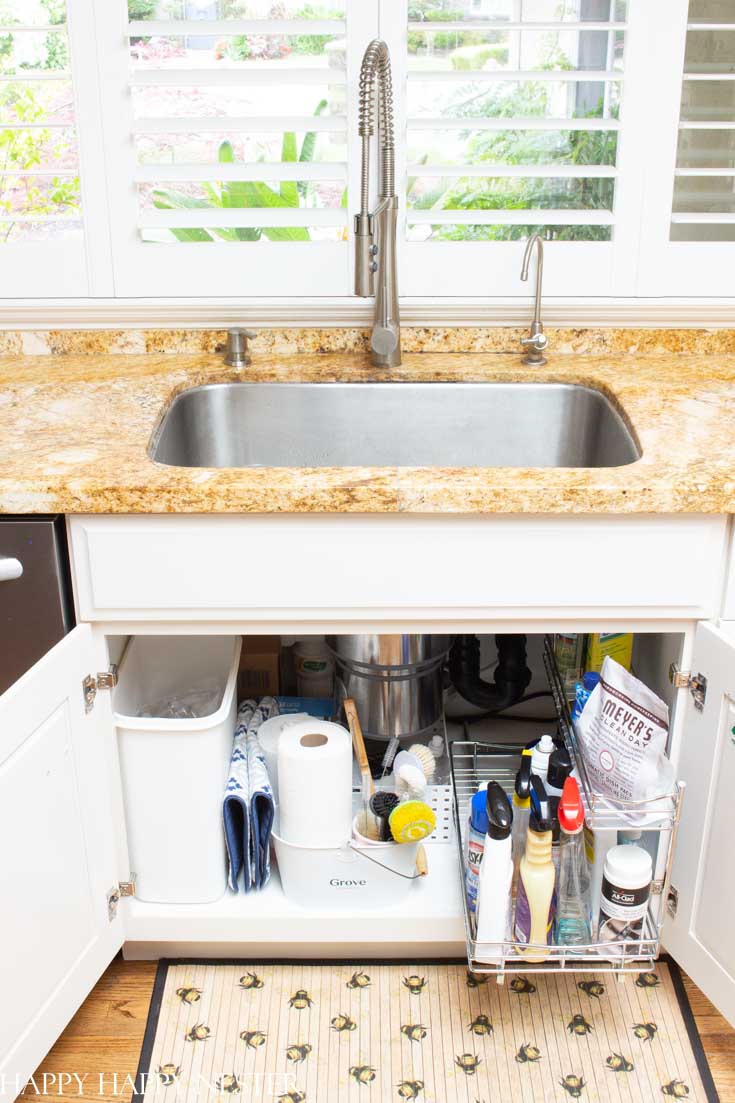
[{"x1": 575, "y1": 656, "x2": 674, "y2": 806}]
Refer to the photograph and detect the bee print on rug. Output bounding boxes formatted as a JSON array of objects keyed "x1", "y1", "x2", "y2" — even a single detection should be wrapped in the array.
[
  {"x1": 661, "y1": 1080, "x2": 690, "y2": 1098},
  {"x1": 568, "y1": 1013, "x2": 593, "y2": 1036},
  {"x1": 157, "y1": 1064, "x2": 181, "y2": 1086},
  {"x1": 239, "y1": 1029, "x2": 267, "y2": 1049},
  {"x1": 632, "y1": 1022, "x2": 658, "y2": 1043},
  {"x1": 346, "y1": 971, "x2": 371, "y2": 989},
  {"x1": 468, "y1": 1014, "x2": 493, "y2": 1036},
  {"x1": 636, "y1": 972, "x2": 660, "y2": 989},
  {"x1": 349, "y1": 1066, "x2": 377, "y2": 1085},
  {"x1": 559, "y1": 1074, "x2": 586, "y2": 1098},
  {"x1": 515, "y1": 1043, "x2": 542, "y2": 1064},
  {"x1": 606, "y1": 1053, "x2": 634, "y2": 1073},
  {"x1": 397, "y1": 1081, "x2": 424, "y2": 1099},
  {"x1": 285, "y1": 1043, "x2": 312, "y2": 1064},
  {"x1": 216, "y1": 1075, "x2": 240, "y2": 1094},
  {"x1": 509, "y1": 976, "x2": 536, "y2": 995},
  {"x1": 466, "y1": 971, "x2": 487, "y2": 988},
  {"x1": 289, "y1": 990, "x2": 314, "y2": 1010},
  {"x1": 577, "y1": 981, "x2": 605, "y2": 1000},
  {"x1": 239, "y1": 972, "x2": 264, "y2": 990},
  {"x1": 402, "y1": 975, "x2": 427, "y2": 995},
  {"x1": 331, "y1": 1013, "x2": 357, "y2": 1033},
  {"x1": 454, "y1": 1053, "x2": 482, "y2": 1076},
  {"x1": 401, "y1": 1024, "x2": 427, "y2": 1042},
  {"x1": 277, "y1": 1093, "x2": 306, "y2": 1103},
  {"x1": 175, "y1": 987, "x2": 202, "y2": 1005},
  {"x1": 184, "y1": 1023, "x2": 210, "y2": 1042}
]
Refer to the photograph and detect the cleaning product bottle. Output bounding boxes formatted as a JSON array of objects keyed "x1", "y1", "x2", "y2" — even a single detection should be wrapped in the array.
[
  {"x1": 530, "y1": 733, "x2": 555, "y2": 786},
  {"x1": 571, "y1": 671, "x2": 601, "y2": 725},
  {"x1": 545, "y1": 743, "x2": 573, "y2": 799},
  {"x1": 510, "y1": 750, "x2": 533, "y2": 918},
  {"x1": 466, "y1": 783, "x2": 489, "y2": 913},
  {"x1": 514, "y1": 775, "x2": 556, "y2": 961},
  {"x1": 556, "y1": 777, "x2": 592, "y2": 948},
  {"x1": 475, "y1": 782, "x2": 514, "y2": 961}
]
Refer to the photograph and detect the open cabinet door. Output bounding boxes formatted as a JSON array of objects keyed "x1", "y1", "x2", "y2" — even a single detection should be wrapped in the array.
[
  {"x1": 0, "y1": 625, "x2": 123, "y2": 1101},
  {"x1": 664, "y1": 620, "x2": 735, "y2": 1027}
]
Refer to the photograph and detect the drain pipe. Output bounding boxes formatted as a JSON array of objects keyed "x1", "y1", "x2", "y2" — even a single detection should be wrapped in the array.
[{"x1": 449, "y1": 634, "x2": 532, "y2": 713}]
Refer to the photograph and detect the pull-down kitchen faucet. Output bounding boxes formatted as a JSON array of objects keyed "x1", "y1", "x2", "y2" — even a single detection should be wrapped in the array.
[{"x1": 354, "y1": 39, "x2": 401, "y2": 367}]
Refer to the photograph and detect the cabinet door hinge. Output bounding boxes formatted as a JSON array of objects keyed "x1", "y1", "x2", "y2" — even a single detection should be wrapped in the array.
[
  {"x1": 666, "y1": 884, "x2": 679, "y2": 919},
  {"x1": 669, "y1": 663, "x2": 707, "y2": 711},
  {"x1": 83, "y1": 665, "x2": 118, "y2": 713},
  {"x1": 107, "y1": 876, "x2": 136, "y2": 921}
]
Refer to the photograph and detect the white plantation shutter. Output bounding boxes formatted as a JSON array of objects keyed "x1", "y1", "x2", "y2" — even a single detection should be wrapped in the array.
[
  {"x1": 93, "y1": 2, "x2": 377, "y2": 296},
  {"x1": 384, "y1": 0, "x2": 652, "y2": 297}
]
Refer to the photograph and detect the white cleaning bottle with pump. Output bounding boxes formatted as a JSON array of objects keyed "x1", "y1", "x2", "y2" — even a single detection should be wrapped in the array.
[
  {"x1": 475, "y1": 781, "x2": 514, "y2": 962},
  {"x1": 530, "y1": 733, "x2": 555, "y2": 786}
]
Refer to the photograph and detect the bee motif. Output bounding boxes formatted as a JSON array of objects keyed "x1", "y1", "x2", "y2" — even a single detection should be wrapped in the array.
[
  {"x1": 560, "y1": 1074, "x2": 586, "y2": 1098},
  {"x1": 661, "y1": 1080, "x2": 690, "y2": 1098},
  {"x1": 285, "y1": 1043, "x2": 312, "y2": 1064},
  {"x1": 454, "y1": 1053, "x2": 482, "y2": 1075},
  {"x1": 331, "y1": 1013, "x2": 357, "y2": 1032},
  {"x1": 157, "y1": 1064, "x2": 181, "y2": 1086},
  {"x1": 347, "y1": 971, "x2": 371, "y2": 989},
  {"x1": 509, "y1": 976, "x2": 536, "y2": 995},
  {"x1": 216, "y1": 1075, "x2": 241, "y2": 1094},
  {"x1": 184, "y1": 1023, "x2": 210, "y2": 1042},
  {"x1": 277, "y1": 1094, "x2": 306, "y2": 1103},
  {"x1": 239, "y1": 972, "x2": 264, "y2": 990},
  {"x1": 349, "y1": 1066, "x2": 377, "y2": 1085},
  {"x1": 567, "y1": 1013, "x2": 594, "y2": 1036},
  {"x1": 465, "y1": 971, "x2": 488, "y2": 989},
  {"x1": 175, "y1": 986, "x2": 202, "y2": 1005},
  {"x1": 289, "y1": 990, "x2": 314, "y2": 1010},
  {"x1": 468, "y1": 1014, "x2": 493, "y2": 1036},
  {"x1": 636, "y1": 972, "x2": 660, "y2": 989},
  {"x1": 606, "y1": 1053, "x2": 634, "y2": 1073},
  {"x1": 633, "y1": 1022, "x2": 658, "y2": 1043},
  {"x1": 402, "y1": 975, "x2": 427, "y2": 995},
  {"x1": 577, "y1": 981, "x2": 605, "y2": 1000},
  {"x1": 397, "y1": 1080, "x2": 424, "y2": 1099},
  {"x1": 239, "y1": 1029, "x2": 267, "y2": 1048},
  {"x1": 400, "y1": 1023, "x2": 427, "y2": 1042},
  {"x1": 515, "y1": 1043, "x2": 542, "y2": 1064}
]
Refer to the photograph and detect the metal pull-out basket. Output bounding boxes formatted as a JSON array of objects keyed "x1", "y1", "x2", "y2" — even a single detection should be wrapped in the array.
[{"x1": 449, "y1": 638, "x2": 684, "y2": 978}]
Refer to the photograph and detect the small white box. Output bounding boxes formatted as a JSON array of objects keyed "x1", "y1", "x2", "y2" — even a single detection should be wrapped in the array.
[{"x1": 114, "y1": 635, "x2": 241, "y2": 904}]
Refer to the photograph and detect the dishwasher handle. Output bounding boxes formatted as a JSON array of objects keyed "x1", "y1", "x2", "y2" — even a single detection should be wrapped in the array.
[{"x1": 0, "y1": 555, "x2": 23, "y2": 582}]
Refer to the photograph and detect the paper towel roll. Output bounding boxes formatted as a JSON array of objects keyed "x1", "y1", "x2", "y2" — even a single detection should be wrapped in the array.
[
  {"x1": 258, "y1": 712, "x2": 309, "y2": 801},
  {"x1": 277, "y1": 719, "x2": 353, "y2": 847}
]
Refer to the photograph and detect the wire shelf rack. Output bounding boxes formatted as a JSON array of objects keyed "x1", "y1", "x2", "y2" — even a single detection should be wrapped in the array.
[{"x1": 448, "y1": 640, "x2": 684, "y2": 977}]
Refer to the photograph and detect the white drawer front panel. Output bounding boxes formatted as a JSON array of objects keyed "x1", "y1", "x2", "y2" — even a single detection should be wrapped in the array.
[{"x1": 69, "y1": 514, "x2": 728, "y2": 623}]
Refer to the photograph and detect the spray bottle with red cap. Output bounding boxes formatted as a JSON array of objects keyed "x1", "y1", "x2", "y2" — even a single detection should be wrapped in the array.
[{"x1": 556, "y1": 776, "x2": 592, "y2": 948}]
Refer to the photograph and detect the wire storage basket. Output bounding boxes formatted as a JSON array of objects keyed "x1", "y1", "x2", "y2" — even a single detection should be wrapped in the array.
[{"x1": 449, "y1": 639, "x2": 685, "y2": 978}]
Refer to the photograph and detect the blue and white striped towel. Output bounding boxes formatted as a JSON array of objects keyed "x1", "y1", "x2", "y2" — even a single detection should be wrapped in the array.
[{"x1": 222, "y1": 697, "x2": 278, "y2": 893}]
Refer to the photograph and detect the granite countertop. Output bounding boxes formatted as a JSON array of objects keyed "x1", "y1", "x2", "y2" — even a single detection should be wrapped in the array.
[{"x1": 1, "y1": 350, "x2": 734, "y2": 514}]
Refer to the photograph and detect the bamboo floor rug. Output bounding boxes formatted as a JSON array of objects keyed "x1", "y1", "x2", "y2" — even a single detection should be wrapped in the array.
[{"x1": 134, "y1": 960, "x2": 718, "y2": 1103}]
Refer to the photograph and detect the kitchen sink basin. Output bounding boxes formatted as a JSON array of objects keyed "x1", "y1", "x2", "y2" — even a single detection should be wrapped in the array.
[{"x1": 149, "y1": 382, "x2": 640, "y2": 469}]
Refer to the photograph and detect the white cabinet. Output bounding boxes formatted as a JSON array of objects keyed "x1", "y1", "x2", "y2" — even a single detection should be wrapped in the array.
[
  {"x1": 3, "y1": 511, "x2": 735, "y2": 1097},
  {"x1": 0, "y1": 627, "x2": 122, "y2": 1103}
]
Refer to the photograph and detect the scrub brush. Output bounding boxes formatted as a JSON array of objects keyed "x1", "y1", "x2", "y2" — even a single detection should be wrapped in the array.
[
  {"x1": 370, "y1": 791, "x2": 400, "y2": 841},
  {"x1": 389, "y1": 799, "x2": 436, "y2": 844},
  {"x1": 408, "y1": 743, "x2": 437, "y2": 782},
  {"x1": 395, "y1": 764, "x2": 428, "y2": 799},
  {"x1": 344, "y1": 698, "x2": 380, "y2": 841}
]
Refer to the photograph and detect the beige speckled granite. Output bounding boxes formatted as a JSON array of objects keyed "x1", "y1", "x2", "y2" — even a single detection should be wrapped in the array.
[
  {"x1": 2, "y1": 349, "x2": 734, "y2": 514},
  {"x1": 8, "y1": 326, "x2": 735, "y2": 357}
]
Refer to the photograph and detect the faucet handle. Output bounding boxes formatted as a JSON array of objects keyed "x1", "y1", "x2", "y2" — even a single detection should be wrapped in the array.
[
  {"x1": 520, "y1": 331, "x2": 548, "y2": 352},
  {"x1": 224, "y1": 327, "x2": 256, "y2": 368}
]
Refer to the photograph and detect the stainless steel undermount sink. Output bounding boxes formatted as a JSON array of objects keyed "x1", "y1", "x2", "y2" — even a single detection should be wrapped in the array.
[{"x1": 149, "y1": 382, "x2": 640, "y2": 469}]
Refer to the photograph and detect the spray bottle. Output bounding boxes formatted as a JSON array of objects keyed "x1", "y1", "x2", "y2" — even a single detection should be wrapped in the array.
[
  {"x1": 465, "y1": 783, "x2": 488, "y2": 913},
  {"x1": 514, "y1": 775, "x2": 556, "y2": 961},
  {"x1": 475, "y1": 782, "x2": 514, "y2": 960},
  {"x1": 510, "y1": 750, "x2": 533, "y2": 918}
]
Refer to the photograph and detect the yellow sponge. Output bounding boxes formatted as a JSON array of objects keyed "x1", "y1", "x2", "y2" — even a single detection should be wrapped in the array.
[{"x1": 389, "y1": 800, "x2": 436, "y2": 844}]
